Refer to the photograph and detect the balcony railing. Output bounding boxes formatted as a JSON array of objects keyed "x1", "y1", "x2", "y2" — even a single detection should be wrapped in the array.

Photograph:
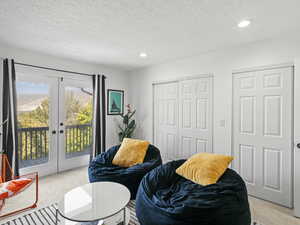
[
  {"x1": 17, "y1": 124, "x2": 92, "y2": 168},
  {"x1": 65, "y1": 124, "x2": 93, "y2": 158}
]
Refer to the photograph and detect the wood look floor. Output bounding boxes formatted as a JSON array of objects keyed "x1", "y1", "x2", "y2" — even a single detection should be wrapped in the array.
[{"x1": 1, "y1": 167, "x2": 300, "y2": 225}]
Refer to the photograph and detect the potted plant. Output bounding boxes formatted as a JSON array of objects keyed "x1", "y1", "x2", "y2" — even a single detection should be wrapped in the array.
[{"x1": 118, "y1": 104, "x2": 136, "y2": 142}]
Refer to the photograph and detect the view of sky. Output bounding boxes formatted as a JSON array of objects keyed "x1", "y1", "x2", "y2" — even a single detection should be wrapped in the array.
[
  {"x1": 16, "y1": 82, "x2": 92, "y2": 95},
  {"x1": 17, "y1": 81, "x2": 49, "y2": 95}
]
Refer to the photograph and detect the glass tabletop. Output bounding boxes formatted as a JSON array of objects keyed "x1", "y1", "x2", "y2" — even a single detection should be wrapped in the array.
[{"x1": 57, "y1": 182, "x2": 131, "y2": 222}]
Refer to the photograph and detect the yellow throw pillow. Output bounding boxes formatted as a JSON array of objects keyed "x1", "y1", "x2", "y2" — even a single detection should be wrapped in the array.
[
  {"x1": 112, "y1": 138, "x2": 150, "y2": 167},
  {"x1": 176, "y1": 153, "x2": 233, "y2": 186}
]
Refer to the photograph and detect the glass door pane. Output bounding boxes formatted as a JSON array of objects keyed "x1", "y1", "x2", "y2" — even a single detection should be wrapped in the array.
[
  {"x1": 58, "y1": 77, "x2": 93, "y2": 172},
  {"x1": 16, "y1": 73, "x2": 58, "y2": 176},
  {"x1": 64, "y1": 86, "x2": 93, "y2": 158},
  {"x1": 17, "y1": 81, "x2": 50, "y2": 168}
]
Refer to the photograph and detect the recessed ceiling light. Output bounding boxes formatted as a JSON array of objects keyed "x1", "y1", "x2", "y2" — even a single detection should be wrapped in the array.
[
  {"x1": 139, "y1": 52, "x2": 148, "y2": 58},
  {"x1": 238, "y1": 20, "x2": 251, "y2": 28}
]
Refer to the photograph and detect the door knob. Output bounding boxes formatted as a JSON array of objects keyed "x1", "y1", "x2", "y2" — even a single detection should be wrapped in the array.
[
  {"x1": 59, "y1": 130, "x2": 64, "y2": 134},
  {"x1": 52, "y1": 130, "x2": 56, "y2": 134},
  {"x1": 297, "y1": 143, "x2": 300, "y2": 149}
]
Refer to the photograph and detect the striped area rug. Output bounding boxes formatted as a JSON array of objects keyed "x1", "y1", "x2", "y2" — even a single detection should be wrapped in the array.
[
  {"x1": 1, "y1": 201, "x2": 260, "y2": 225},
  {"x1": 1, "y1": 201, "x2": 138, "y2": 225}
]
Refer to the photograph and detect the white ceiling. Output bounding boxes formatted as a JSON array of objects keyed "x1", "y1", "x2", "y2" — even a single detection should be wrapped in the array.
[{"x1": 1, "y1": 0, "x2": 300, "y2": 70}]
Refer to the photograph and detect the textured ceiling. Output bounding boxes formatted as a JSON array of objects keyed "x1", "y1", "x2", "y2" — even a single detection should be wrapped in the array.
[{"x1": 1, "y1": 0, "x2": 300, "y2": 70}]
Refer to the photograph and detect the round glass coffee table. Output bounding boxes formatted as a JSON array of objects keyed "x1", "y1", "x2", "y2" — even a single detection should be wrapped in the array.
[{"x1": 56, "y1": 182, "x2": 131, "y2": 225}]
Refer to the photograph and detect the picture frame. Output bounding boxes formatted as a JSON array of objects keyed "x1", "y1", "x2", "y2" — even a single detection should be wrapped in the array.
[{"x1": 107, "y1": 89, "x2": 124, "y2": 115}]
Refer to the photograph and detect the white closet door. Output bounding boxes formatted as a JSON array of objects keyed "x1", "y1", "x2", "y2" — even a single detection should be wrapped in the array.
[
  {"x1": 154, "y1": 82, "x2": 179, "y2": 161},
  {"x1": 178, "y1": 77, "x2": 213, "y2": 158},
  {"x1": 233, "y1": 66, "x2": 293, "y2": 207},
  {"x1": 154, "y1": 76, "x2": 213, "y2": 162}
]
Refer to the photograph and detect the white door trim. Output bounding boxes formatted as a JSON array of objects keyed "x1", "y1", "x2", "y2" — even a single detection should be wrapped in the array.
[
  {"x1": 293, "y1": 58, "x2": 300, "y2": 217},
  {"x1": 152, "y1": 74, "x2": 213, "y2": 85},
  {"x1": 233, "y1": 62, "x2": 294, "y2": 74}
]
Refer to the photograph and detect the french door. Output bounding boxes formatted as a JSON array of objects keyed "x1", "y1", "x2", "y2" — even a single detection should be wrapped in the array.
[{"x1": 16, "y1": 69, "x2": 93, "y2": 176}]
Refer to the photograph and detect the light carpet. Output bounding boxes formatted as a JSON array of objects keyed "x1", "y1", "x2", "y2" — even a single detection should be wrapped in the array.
[{"x1": 1, "y1": 201, "x2": 260, "y2": 225}]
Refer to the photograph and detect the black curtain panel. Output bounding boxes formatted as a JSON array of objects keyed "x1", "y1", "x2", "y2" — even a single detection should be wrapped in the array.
[
  {"x1": 91, "y1": 74, "x2": 106, "y2": 158},
  {"x1": 101, "y1": 75, "x2": 106, "y2": 152},
  {"x1": 2, "y1": 59, "x2": 19, "y2": 179}
]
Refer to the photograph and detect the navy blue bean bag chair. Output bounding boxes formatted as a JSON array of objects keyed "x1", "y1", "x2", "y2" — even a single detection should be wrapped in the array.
[
  {"x1": 136, "y1": 160, "x2": 251, "y2": 225},
  {"x1": 88, "y1": 144, "x2": 162, "y2": 200}
]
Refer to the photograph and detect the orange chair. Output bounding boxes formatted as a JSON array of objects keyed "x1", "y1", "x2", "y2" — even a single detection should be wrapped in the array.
[{"x1": 0, "y1": 153, "x2": 38, "y2": 218}]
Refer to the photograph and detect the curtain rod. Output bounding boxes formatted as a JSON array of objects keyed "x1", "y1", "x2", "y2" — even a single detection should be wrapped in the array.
[{"x1": 15, "y1": 62, "x2": 94, "y2": 77}]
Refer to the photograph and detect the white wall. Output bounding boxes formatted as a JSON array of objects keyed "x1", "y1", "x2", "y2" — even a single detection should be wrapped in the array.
[
  {"x1": 128, "y1": 34, "x2": 300, "y2": 215},
  {"x1": 128, "y1": 35, "x2": 300, "y2": 155},
  {"x1": 0, "y1": 43, "x2": 129, "y2": 148}
]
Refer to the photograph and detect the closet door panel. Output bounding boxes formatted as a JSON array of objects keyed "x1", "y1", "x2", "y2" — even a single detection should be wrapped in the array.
[
  {"x1": 154, "y1": 82, "x2": 179, "y2": 161},
  {"x1": 154, "y1": 76, "x2": 213, "y2": 162},
  {"x1": 178, "y1": 77, "x2": 213, "y2": 159}
]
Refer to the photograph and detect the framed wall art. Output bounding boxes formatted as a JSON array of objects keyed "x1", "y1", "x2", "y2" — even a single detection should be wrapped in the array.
[{"x1": 107, "y1": 89, "x2": 124, "y2": 115}]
